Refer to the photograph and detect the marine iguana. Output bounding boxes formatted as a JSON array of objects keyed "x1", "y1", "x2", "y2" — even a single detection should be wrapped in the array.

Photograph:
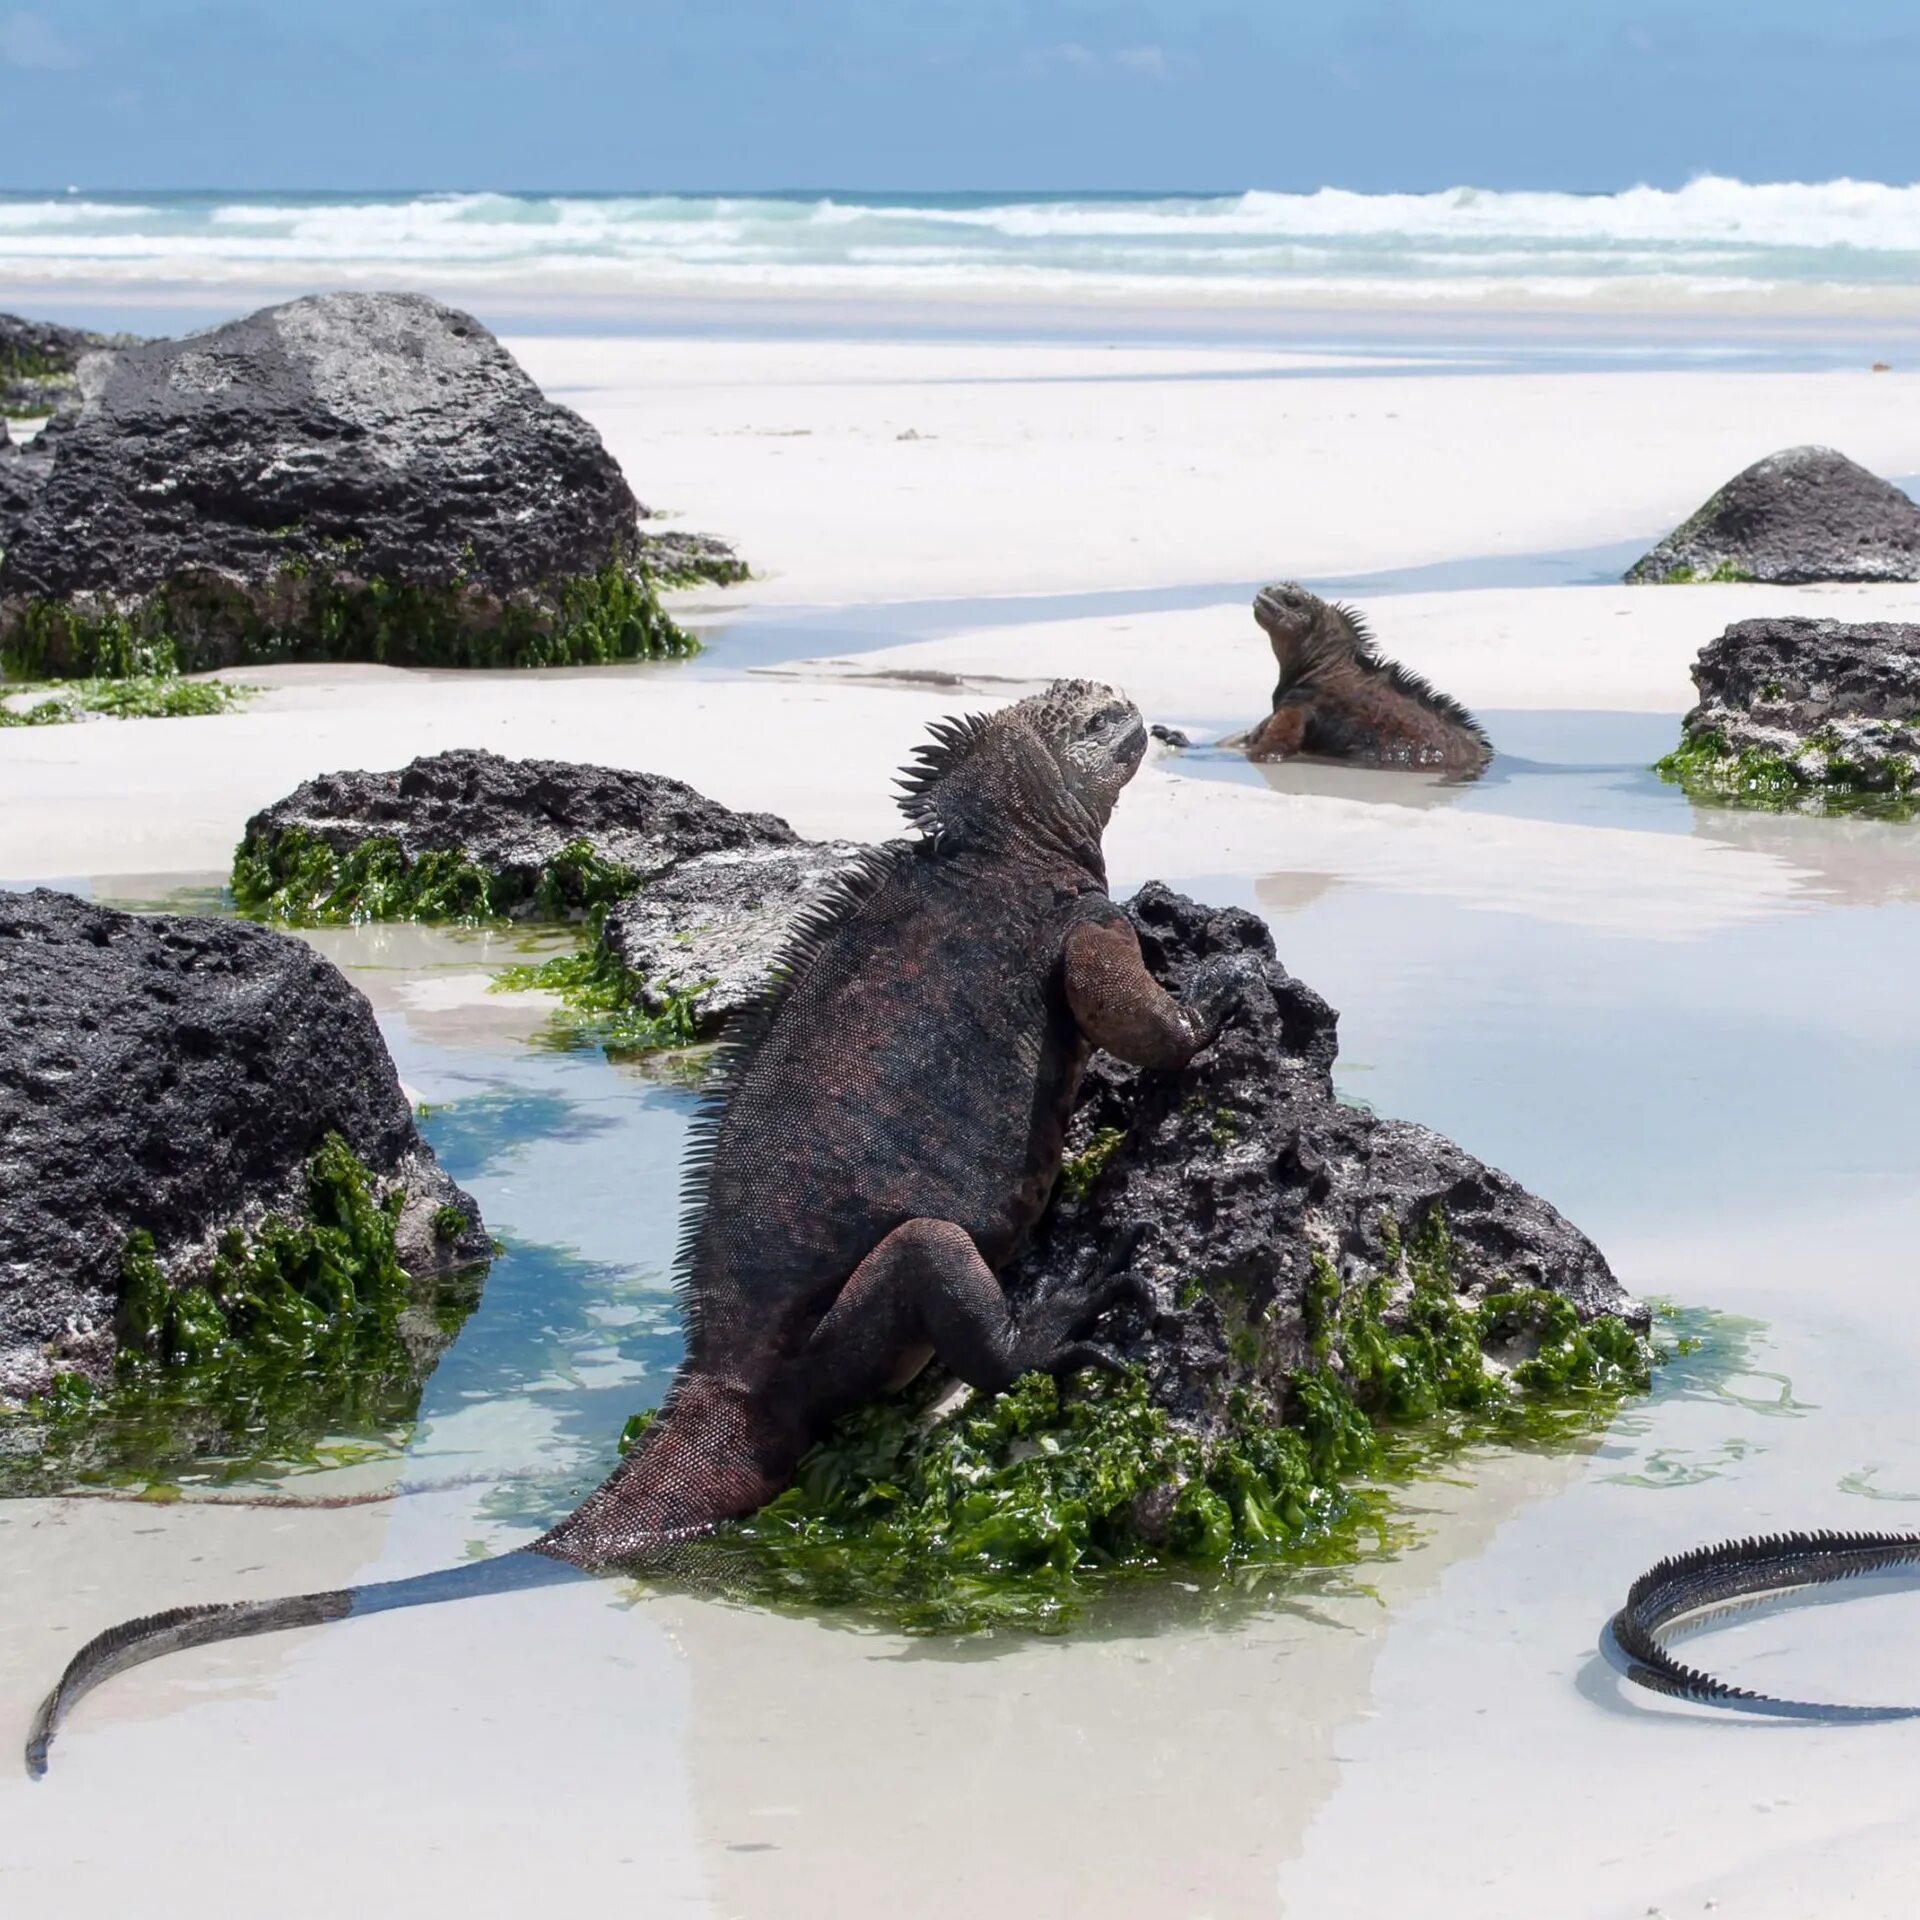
[
  {"x1": 1234, "y1": 583, "x2": 1491, "y2": 777},
  {"x1": 1605, "y1": 1529, "x2": 1920, "y2": 1720},
  {"x1": 26, "y1": 678, "x2": 1256, "y2": 1776}
]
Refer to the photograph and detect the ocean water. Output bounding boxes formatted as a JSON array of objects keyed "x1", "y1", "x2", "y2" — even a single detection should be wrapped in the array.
[{"x1": 4, "y1": 178, "x2": 1920, "y2": 308}]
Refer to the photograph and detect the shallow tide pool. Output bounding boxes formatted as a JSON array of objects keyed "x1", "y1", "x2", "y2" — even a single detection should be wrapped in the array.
[{"x1": 4, "y1": 714, "x2": 1919, "y2": 1918}]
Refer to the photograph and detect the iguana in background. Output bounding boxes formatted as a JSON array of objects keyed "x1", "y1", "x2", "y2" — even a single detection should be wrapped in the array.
[
  {"x1": 1236, "y1": 582, "x2": 1492, "y2": 777},
  {"x1": 28, "y1": 678, "x2": 1255, "y2": 1776}
]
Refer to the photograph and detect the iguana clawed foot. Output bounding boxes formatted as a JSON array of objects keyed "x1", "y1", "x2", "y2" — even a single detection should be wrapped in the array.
[{"x1": 1017, "y1": 1225, "x2": 1157, "y2": 1377}]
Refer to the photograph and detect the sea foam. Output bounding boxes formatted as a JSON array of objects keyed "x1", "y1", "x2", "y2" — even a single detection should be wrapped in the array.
[{"x1": 1, "y1": 179, "x2": 1916, "y2": 304}]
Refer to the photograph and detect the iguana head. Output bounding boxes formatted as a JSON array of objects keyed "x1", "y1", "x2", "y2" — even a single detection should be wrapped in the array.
[
  {"x1": 1011, "y1": 677, "x2": 1148, "y2": 827},
  {"x1": 896, "y1": 678, "x2": 1146, "y2": 854},
  {"x1": 1255, "y1": 581, "x2": 1340, "y2": 659},
  {"x1": 1254, "y1": 582, "x2": 1376, "y2": 695}
]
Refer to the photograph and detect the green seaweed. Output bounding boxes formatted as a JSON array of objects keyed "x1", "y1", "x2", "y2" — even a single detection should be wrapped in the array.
[
  {"x1": 0, "y1": 1134, "x2": 485, "y2": 1494},
  {"x1": 230, "y1": 828, "x2": 639, "y2": 925},
  {"x1": 0, "y1": 552, "x2": 699, "y2": 680},
  {"x1": 635, "y1": 543, "x2": 752, "y2": 589},
  {"x1": 702, "y1": 1207, "x2": 1657, "y2": 1633},
  {"x1": 0, "y1": 675, "x2": 253, "y2": 727},
  {"x1": 0, "y1": 343, "x2": 72, "y2": 415},
  {"x1": 0, "y1": 601, "x2": 178, "y2": 678},
  {"x1": 1656, "y1": 727, "x2": 1918, "y2": 819},
  {"x1": 1057, "y1": 1126, "x2": 1125, "y2": 1204},
  {"x1": 1656, "y1": 560, "x2": 1754, "y2": 585},
  {"x1": 493, "y1": 937, "x2": 711, "y2": 1056}
]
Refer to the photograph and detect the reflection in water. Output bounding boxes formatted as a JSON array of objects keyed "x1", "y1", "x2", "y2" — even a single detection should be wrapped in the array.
[
  {"x1": 1681, "y1": 799, "x2": 1920, "y2": 909},
  {"x1": 9, "y1": 739, "x2": 1920, "y2": 1915}
]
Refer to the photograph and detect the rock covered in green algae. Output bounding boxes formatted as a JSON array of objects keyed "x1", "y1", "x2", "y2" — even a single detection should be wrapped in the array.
[
  {"x1": 232, "y1": 746, "x2": 799, "y2": 925},
  {"x1": 1007, "y1": 882, "x2": 1643, "y2": 1440},
  {"x1": 1625, "y1": 445, "x2": 1920, "y2": 586},
  {"x1": 0, "y1": 311, "x2": 135, "y2": 418},
  {"x1": 595, "y1": 836, "x2": 870, "y2": 1031},
  {"x1": 0, "y1": 292, "x2": 743, "y2": 679},
  {"x1": 0, "y1": 889, "x2": 489, "y2": 1424},
  {"x1": 236, "y1": 745, "x2": 871, "y2": 1044},
  {"x1": 704, "y1": 883, "x2": 1652, "y2": 1631},
  {"x1": 1657, "y1": 616, "x2": 1920, "y2": 815}
]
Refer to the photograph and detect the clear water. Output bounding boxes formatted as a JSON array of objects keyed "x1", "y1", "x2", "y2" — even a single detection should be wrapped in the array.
[{"x1": 6, "y1": 715, "x2": 1920, "y2": 1914}]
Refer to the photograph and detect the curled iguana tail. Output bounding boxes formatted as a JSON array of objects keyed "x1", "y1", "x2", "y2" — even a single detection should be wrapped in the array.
[
  {"x1": 1604, "y1": 1528, "x2": 1920, "y2": 1721},
  {"x1": 25, "y1": 1548, "x2": 586, "y2": 1778}
]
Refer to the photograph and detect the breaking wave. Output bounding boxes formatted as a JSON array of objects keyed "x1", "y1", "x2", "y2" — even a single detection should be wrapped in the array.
[{"x1": 3, "y1": 179, "x2": 1918, "y2": 305}]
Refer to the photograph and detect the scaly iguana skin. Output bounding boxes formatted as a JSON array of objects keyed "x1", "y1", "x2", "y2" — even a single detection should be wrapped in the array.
[
  {"x1": 27, "y1": 679, "x2": 1254, "y2": 1776},
  {"x1": 1236, "y1": 583, "x2": 1491, "y2": 777},
  {"x1": 1604, "y1": 1529, "x2": 1920, "y2": 1721}
]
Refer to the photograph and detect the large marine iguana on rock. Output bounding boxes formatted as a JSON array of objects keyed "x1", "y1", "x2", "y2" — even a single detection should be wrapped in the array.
[
  {"x1": 1235, "y1": 583, "x2": 1491, "y2": 777},
  {"x1": 27, "y1": 679, "x2": 1255, "y2": 1776}
]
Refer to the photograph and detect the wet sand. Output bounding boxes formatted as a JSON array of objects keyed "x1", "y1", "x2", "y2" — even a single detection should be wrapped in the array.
[{"x1": 4, "y1": 337, "x2": 1920, "y2": 1917}]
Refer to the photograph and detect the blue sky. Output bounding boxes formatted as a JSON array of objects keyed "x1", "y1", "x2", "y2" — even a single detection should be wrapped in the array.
[{"x1": 4, "y1": 1, "x2": 1917, "y2": 192}]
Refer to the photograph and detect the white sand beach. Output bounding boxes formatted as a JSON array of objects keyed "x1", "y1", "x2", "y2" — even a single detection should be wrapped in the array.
[{"x1": 6, "y1": 328, "x2": 1920, "y2": 1918}]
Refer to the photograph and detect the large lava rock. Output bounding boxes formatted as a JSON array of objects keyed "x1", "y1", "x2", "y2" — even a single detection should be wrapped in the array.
[
  {"x1": 1661, "y1": 617, "x2": 1920, "y2": 805},
  {"x1": 600, "y1": 838, "x2": 870, "y2": 1029},
  {"x1": 236, "y1": 746, "x2": 799, "y2": 922},
  {"x1": 0, "y1": 292, "x2": 741, "y2": 677},
  {"x1": 0, "y1": 312, "x2": 132, "y2": 417},
  {"x1": 1626, "y1": 446, "x2": 1920, "y2": 585},
  {"x1": 236, "y1": 747, "x2": 867, "y2": 1035},
  {"x1": 1005, "y1": 884, "x2": 1638, "y2": 1439},
  {"x1": 0, "y1": 889, "x2": 489, "y2": 1406}
]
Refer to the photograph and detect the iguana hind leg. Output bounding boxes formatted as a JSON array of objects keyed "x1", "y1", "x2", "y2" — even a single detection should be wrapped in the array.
[{"x1": 800, "y1": 1218, "x2": 1138, "y2": 1419}]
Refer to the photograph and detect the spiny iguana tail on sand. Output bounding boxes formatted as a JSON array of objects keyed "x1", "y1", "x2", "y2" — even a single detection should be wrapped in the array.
[
  {"x1": 1235, "y1": 582, "x2": 1491, "y2": 777},
  {"x1": 27, "y1": 679, "x2": 1257, "y2": 1777},
  {"x1": 1604, "y1": 1530, "x2": 1920, "y2": 1721}
]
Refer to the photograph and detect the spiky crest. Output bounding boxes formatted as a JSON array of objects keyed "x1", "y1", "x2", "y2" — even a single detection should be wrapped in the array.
[
  {"x1": 1609, "y1": 1526, "x2": 1920, "y2": 1719},
  {"x1": 669, "y1": 697, "x2": 1113, "y2": 1352},
  {"x1": 891, "y1": 709, "x2": 997, "y2": 846},
  {"x1": 1278, "y1": 598, "x2": 1490, "y2": 750},
  {"x1": 668, "y1": 840, "x2": 902, "y2": 1355}
]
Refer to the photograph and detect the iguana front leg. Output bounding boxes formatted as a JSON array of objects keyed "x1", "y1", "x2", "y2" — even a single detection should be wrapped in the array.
[
  {"x1": 1063, "y1": 916, "x2": 1256, "y2": 1068},
  {"x1": 798, "y1": 1218, "x2": 1142, "y2": 1419},
  {"x1": 1241, "y1": 702, "x2": 1307, "y2": 762}
]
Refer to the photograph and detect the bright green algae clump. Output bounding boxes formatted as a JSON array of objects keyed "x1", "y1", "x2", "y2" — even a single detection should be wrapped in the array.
[
  {"x1": 231, "y1": 829, "x2": 640, "y2": 925},
  {"x1": 0, "y1": 1133, "x2": 483, "y2": 1494},
  {"x1": 492, "y1": 938, "x2": 710, "y2": 1057},
  {"x1": 0, "y1": 554, "x2": 699, "y2": 680},
  {"x1": 702, "y1": 1214, "x2": 1656, "y2": 1634},
  {"x1": 1655, "y1": 560, "x2": 1753, "y2": 585},
  {"x1": 0, "y1": 675, "x2": 253, "y2": 727},
  {"x1": 1656, "y1": 727, "x2": 1918, "y2": 819}
]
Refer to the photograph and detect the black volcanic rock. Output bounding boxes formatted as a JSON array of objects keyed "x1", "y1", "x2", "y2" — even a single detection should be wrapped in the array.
[
  {"x1": 0, "y1": 888, "x2": 488, "y2": 1406},
  {"x1": 0, "y1": 426, "x2": 50, "y2": 556},
  {"x1": 1004, "y1": 884, "x2": 1638, "y2": 1438},
  {"x1": 1626, "y1": 445, "x2": 1920, "y2": 585},
  {"x1": 235, "y1": 747, "x2": 801, "y2": 924},
  {"x1": 599, "y1": 837, "x2": 870, "y2": 1029},
  {"x1": 248, "y1": 745, "x2": 797, "y2": 887},
  {"x1": 236, "y1": 746, "x2": 868, "y2": 1035},
  {"x1": 0, "y1": 292, "x2": 742, "y2": 676},
  {"x1": 1662, "y1": 617, "x2": 1920, "y2": 806}
]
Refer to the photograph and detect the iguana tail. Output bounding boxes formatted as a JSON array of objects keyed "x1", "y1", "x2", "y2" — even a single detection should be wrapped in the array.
[
  {"x1": 30, "y1": 1388, "x2": 781, "y2": 1776},
  {"x1": 25, "y1": 1547, "x2": 581, "y2": 1778},
  {"x1": 1603, "y1": 1528, "x2": 1920, "y2": 1721}
]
